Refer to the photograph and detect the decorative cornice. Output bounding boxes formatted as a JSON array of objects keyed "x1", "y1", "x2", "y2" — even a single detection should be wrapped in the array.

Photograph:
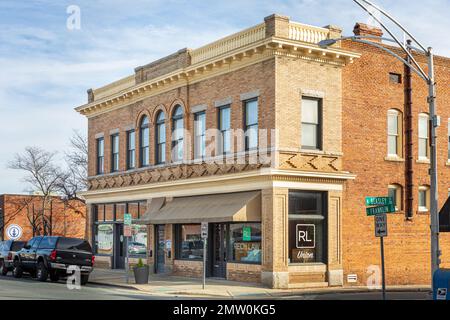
[{"x1": 75, "y1": 38, "x2": 360, "y2": 118}]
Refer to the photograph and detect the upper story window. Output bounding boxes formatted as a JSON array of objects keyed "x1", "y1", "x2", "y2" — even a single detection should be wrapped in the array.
[
  {"x1": 96, "y1": 137, "x2": 104, "y2": 175},
  {"x1": 127, "y1": 130, "x2": 135, "y2": 170},
  {"x1": 418, "y1": 186, "x2": 430, "y2": 212},
  {"x1": 244, "y1": 99, "x2": 258, "y2": 151},
  {"x1": 111, "y1": 134, "x2": 119, "y2": 172},
  {"x1": 194, "y1": 111, "x2": 206, "y2": 159},
  {"x1": 418, "y1": 113, "x2": 429, "y2": 160},
  {"x1": 139, "y1": 116, "x2": 150, "y2": 167},
  {"x1": 389, "y1": 73, "x2": 402, "y2": 84},
  {"x1": 218, "y1": 105, "x2": 231, "y2": 155},
  {"x1": 155, "y1": 111, "x2": 166, "y2": 164},
  {"x1": 301, "y1": 97, "x2": 322, "y2": 150},
  {"x1": 388, "y1": 184, "x2": 402, "y2": 212},
  {"x1": 171, "y1": 106, "x2": 184, "y2": 162},
  {"x1": 387, "y1": 109, "x2": 402, "y2": 157}
]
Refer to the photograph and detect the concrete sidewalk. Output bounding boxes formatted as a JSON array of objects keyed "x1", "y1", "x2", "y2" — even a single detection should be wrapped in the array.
[{"x1": 89, "y1": 268, "x2": 431, "y2": 299}]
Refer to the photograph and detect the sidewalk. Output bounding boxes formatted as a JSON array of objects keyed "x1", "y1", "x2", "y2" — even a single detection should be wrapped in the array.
[{"x1": 89, "y1": 268, "x2": 431, "y2": 299}]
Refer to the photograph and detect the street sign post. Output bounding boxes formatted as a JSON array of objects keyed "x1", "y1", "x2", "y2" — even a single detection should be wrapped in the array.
[
  {"x1": 124, "y1": 213, "x2": 132, "y2": 284},
  {"x1": 365, "y1": 197, "x2": 392, "y2": 300},
  {"x1": 375, "y1": 214, "x2": 388, "y2": 237},
  {"x1": 201, "y1": 222, "x2": 208, "y2": 290}
]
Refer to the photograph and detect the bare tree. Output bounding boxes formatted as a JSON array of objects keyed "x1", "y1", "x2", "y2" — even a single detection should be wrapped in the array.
[
  {"x1": 8, "y1": 147, "x2": 66, "y2": 235},
  {"x1": 64, "y1": 130, "x2": 88, "y2": 196}
]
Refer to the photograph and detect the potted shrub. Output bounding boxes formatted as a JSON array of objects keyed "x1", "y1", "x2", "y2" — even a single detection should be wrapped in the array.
[{"x1": 133, "y1": 258, "x2": 149, "y2": 284}]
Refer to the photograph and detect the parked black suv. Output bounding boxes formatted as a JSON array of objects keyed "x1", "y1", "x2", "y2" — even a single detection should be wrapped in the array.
[
  {"x1": 0, "y1": 240, "x2": 26, "y2": 276},
  {"x1": 13, "y1": 236, "x2": 94, "y2": 285}
]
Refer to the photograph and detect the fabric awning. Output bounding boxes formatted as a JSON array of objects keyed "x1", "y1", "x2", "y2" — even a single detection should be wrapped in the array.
[{"x1": 137, "y1": 191, "x2": 261, "y2": 225}]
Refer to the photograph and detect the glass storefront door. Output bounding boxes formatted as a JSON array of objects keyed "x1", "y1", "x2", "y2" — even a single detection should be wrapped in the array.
[
  {"x1": 155, "y1": 225, "x2": 166, "y2": 273},
  {"x1": 114, "y1": 224, "x2": 125, "y2": 269},
  {"x1": 210, "y1": 223, "x2": 227, "y2": 278}
]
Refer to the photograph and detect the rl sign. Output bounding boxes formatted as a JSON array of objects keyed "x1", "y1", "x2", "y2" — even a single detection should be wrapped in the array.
[{"x1": 296, "y1": 224, "x2": 315, "y2": 249}]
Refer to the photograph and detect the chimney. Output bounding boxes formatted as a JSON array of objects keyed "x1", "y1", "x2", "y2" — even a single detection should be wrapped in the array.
[{"x1": 353, "y1": 23, "x2": 383, "y2": 42}]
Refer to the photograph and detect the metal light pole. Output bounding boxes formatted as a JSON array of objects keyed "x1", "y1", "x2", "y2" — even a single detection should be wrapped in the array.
[{"x1": 319, "y1": 0, "x2": 441, "y2": 281}]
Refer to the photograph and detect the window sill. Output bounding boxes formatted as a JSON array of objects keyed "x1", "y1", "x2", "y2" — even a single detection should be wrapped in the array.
[
  {"x1": 416, "y1": 159, "x2": 430, "y2": 164},
  {"x1": 446, "y1": 161, "x2": 450, "y2": 167},
  {"x1": 417, "y1": 209, "x2": 429, "y2": 214},
  {"x1": 384, "y1": 156, "x2": 405, "y2": 162}
]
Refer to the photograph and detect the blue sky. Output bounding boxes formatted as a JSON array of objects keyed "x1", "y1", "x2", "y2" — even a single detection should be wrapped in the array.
[{"x1": 0, "y1": 0, "x2": 449, "y2": 194}]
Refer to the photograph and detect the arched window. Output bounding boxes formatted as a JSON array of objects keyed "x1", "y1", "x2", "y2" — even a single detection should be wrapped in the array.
[
  {"x1": 139, "y1": 116, "x2": 150, "y2": 167},
  {"x1": 171, "y1": 106, "x2": 184, "y2": 162},
  {"x1": 155, "y1": 111, "x2": 166, "y2": 164},
  {"x1": 387, "y1": 109, "x2": 402, "y2": 158}
]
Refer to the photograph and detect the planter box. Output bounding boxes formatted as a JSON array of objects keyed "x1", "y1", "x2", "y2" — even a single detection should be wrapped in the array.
[{"x1": 134, "y1": 266, "x2": 149, "y2": 284}]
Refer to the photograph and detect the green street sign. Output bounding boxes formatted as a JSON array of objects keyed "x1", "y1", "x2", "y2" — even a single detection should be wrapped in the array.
[
  {"x1": 366, "y1": 205, "x2": 396, "y2": 216},
  {"x1": 124, "y1": 213, "x2": 132, "y2": 226},
  {"x1": 243, "y1": 227, "x2": 252, "y2": 242},
  {"x1": 365, "y1": 197, "x2": 394, "y2": 207}
]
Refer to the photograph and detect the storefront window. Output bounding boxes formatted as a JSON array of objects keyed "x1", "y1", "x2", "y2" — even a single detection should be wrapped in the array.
[
  {"x1": 288, "y1": 191, "x2": 327, "y2": 264},
  {"x1": 95, "y1": 204, "x2": 105, "y2": 222},
  {"x1": 175, "y1": 224, "x2": 203, "y2": 260},
  {"x1": 229, "y1": 223, "x2": 261, "y2": 264},
  {"x1": 128, "y1": 203, "x2": 139, "y2": 220},
  {"x1": 105, "y1": 204, "x2": 114, "y2": 221},
  {"x1": 96, "y1": 224, "x2": 114, "y2": 255},
  {"x1": 139, "y1": 201, "x2": 147, "y2": 218},
  {"x1": 116, "y1": 203, "x2": 126, "y2": 221},
  {"x1": 129, "y1": 225, "x2": 148, "y2": 256}
]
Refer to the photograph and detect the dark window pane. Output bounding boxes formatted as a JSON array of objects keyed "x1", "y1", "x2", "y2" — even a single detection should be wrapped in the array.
[
  {"x1": 38, "y1": 237, "x2": 58, "y2": 249},
  {"x1": 11, "y1": 241, "x2": 26, "y2": 251},
  {"x1": 176, "y1": 224, "x2": 203, "y2": 260},
  {"x1": 57, "y1": 237, "x2": 92, "y2": 252}
]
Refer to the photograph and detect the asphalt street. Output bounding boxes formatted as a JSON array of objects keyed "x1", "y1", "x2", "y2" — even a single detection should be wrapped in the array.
[
  {"x1": 0, "y1": 275, "x2": 432, "y2": 300},
  {"x1": 0, "y1": 275, "x2": 164, "y2": 300}
]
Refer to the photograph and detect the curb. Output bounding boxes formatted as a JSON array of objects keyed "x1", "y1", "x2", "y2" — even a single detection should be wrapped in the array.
[{"x1": 88, "y1": 280, "x2": 432, "y2": 298}]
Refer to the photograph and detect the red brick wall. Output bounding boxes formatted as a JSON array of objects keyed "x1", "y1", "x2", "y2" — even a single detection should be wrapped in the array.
[
  {"x1": 1, "y1": 194, "x2": 86, "y2": 242},
  {"x1": 342, "y1": 41, "x2": 450, "y2": 285}
]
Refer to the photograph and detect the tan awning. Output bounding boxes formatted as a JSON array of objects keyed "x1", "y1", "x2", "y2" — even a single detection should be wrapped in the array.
[{"x1": 137, "y1": 191, "x2": 261, "y2": 224}]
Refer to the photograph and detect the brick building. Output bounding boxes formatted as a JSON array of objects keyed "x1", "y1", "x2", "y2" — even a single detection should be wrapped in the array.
[
  {"x1": 0, "y1": 194, "x2": 86, "y2": 241},
  {"x1": 75, "y1": 14, "x2": 450, "y2": 288}
]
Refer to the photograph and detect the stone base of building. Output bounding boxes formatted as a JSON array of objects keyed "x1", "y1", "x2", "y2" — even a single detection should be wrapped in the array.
[{"x1": 261, "y1": 271, "x2": 289, "y2": 289}]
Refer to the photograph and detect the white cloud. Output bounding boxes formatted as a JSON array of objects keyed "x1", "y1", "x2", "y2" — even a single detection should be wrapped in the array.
[{"x1": 0, "y1": 0, "x2": 449, "y2": 193}]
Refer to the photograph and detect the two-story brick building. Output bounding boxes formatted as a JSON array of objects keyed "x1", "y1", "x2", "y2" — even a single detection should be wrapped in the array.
[{"x1": 75, "y1": 14, "x2": 450, "y2": 289}]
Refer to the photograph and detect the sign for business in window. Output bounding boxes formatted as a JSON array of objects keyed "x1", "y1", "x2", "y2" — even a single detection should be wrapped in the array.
[{"x1": 296, "y1": 224, "x2": 315, "y2": 248}]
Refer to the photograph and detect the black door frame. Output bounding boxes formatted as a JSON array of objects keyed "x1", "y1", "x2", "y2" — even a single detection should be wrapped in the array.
[
  {"x1": 113, "y1": 223, "x2": 125, "y2": 269},
  {"x1": 154, "y1": 224, "x2": 166, "y2": 274},
  {"x1": 208, "y1": 223, "x2": 227, "y2": 278}
]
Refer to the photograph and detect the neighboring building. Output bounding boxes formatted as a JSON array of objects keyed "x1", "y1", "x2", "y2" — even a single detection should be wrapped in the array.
[
  {"x1": 75, "y1": 14, "x2": 450, "y2": 288},
  {"x1": 0, "y1": 194, "x2": 86, "y2": 241}
]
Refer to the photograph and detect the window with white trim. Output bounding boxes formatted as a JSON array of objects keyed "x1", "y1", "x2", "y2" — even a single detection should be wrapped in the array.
[
  {"x1": 388, "y1": 184, "x2": 402, "y2": 212},
  {"x1": 387, "y1": 109, "x2": 402, "y2": 157},
  {"x1": 418, "y1": 186, "x2": 429, "y2": 212},
  {"x1": 418, "y1": 113, "x2": 429, "y2": 160},
  {"x1": 301, "y1": 97, "x2": 322, "y2": 150}
]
